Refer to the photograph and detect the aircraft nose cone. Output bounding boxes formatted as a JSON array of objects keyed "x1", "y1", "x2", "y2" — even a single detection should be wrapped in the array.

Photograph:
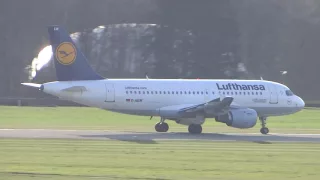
[{"x1": 296, "y1": 96, "x2": 305, "y2": 109}]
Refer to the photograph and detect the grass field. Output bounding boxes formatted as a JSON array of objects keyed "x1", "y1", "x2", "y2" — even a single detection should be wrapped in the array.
[
  {"x1": 0, "y1": 106, "x2": 320, "y2": 133},
  {"x1": 0, "y1": 106, "x2": 320, "y2": 179},
  {"x1": 0, "y1": 139, "x2": 320, "y2": 180}
]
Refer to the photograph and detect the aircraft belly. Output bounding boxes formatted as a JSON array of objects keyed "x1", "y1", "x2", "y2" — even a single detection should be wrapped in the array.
[
  {"x1": 107, "y1": 100, "x2": 160, "y2": 116},
  {"x1": 252, "y1": 106, "x2": 300, "y2": 117}
]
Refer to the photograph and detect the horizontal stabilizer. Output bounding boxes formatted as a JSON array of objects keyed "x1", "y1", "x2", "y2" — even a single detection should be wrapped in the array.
[
  {"x1": 21, "y1": 83, "x2": 42, "y2": 88},
  {"x1": 61, "y1": 86, "x2": 87, "y2": 92}
]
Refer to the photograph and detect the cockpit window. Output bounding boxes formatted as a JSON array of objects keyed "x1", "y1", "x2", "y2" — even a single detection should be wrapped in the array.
[{"x1": 286, "y1": 90, "x2": 294, "y2": 96}]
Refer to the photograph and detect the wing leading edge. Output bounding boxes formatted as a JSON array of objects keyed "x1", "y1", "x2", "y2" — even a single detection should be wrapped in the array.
[{"x1": 178, "y1": 97, "x2": 234, "y2": 116}]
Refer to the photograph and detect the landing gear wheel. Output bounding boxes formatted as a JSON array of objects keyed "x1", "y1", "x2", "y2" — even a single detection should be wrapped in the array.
[
  {"x1": 259, "y1": 117, "x2": 269, "y2": 135},
  {"x1": 260, "y1": 127, "x2": 269, "y2": 135},
  {"x1": 188, "y1": 124, "x2": 202, "y2": 134},
  {"x1": 155, "y1": 122, "x2": 169, "y2": 132}
]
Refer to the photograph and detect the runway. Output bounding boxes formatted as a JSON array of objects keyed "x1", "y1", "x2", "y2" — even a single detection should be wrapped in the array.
[{"x1": 1, "y1": 129, "x2": 320, "y2": 143}]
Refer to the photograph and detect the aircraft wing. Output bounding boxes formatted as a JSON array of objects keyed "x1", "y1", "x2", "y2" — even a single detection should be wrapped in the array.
[{"x1": 178, "y1": 97, "x2": 235, "y2": 116}]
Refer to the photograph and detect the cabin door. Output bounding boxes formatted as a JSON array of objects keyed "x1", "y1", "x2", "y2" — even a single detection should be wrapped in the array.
[
  {"x1": 268, "y1": 84, "x2": 278, "y2": 104},
  {"x1": 105, "y1": 83, "x2": 115, "y2": 102}
]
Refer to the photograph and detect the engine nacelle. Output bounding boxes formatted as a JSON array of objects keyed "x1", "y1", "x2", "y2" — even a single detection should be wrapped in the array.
[{"x1": 215, "y1": 108, "x2": 257, "y2": 129}]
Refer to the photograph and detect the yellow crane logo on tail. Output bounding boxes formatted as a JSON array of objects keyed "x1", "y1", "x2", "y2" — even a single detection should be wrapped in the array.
[{"x1": 55, "y1": 42, "x2": 77, "y2": 65}]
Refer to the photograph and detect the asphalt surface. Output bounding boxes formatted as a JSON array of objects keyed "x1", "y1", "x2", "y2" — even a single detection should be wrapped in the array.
[{"x1": 1, "y1": 129, "x2": 320, "y2": 143}]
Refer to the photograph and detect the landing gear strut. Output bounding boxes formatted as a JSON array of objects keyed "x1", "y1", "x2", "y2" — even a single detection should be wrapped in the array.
[
  {"x1": 259, "y1": 117, "x2": 269, "y2": 135},
  {"x1": 188, "y1": 124, "x2": 202, "y2": 134},
  {"x1": 155, "y1": 117, "x2": 169, "y2": 132}
]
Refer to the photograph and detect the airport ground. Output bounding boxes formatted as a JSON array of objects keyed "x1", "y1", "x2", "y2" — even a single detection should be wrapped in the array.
[{"x1": 0, "y1": 106, "x2": 320, "y2": 179}]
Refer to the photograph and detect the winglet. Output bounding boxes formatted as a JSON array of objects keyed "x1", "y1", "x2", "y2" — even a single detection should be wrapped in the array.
[{"x1": 220, "y1": 97, "x2": 234, "y2": 107}]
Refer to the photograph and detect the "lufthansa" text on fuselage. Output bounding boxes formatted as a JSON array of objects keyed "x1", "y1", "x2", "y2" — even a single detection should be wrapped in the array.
[{"x1": 216, "y1": 83, "x2": 266, "y2": 91}]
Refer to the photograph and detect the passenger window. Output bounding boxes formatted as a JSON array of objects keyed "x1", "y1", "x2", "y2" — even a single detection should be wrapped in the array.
[
  {"x1": 176, "y1": 91, "x2": 179, "y2": 94},
  {"x1": 163, "y1": 91, "x2": 166, "y2": 94},
  {"x1": 223, "y1": 92, "x2": 225, "y2": 95},
  {"x1": 212, "y1": 92, "x2": 214, "y2": 94},
  {"x1": 206, "y1": 92, "x2": 208, "y2": 94},
  {"x1": 260, "y1": 92, "x2": 262, "y2": 95},
  {"x1": 126, "y1": 91, "x2": 128, "y2": 94},
  {"x1": 256, "y1": 92, "x2": 258, "y2": 95},
  {"x1": 168, "y1": 91, "x2": 170, "y2": 94},
  {"x1": 147, "y1": 91, "x2": 149, "y2": 94},
  {"x1": 243, "y1": 92, "x2": 245, "y2": 95},
  {"x1": 143, "y1": 91, "x2": 145, "y2": 94},
  {"x1": 252, "y1": 92, "x2": 254, "y2": 95},
  {"x1": 180, "y1": 91, "x2": 183, "y2": 94},
  {"x1": 155, "y1": 91, "x2": 158, "y2": 94},
  {"x1": 151, "y1": 91, "x2": 153, "y2": 94},
  {"x1": 231, "y1": 92, "x2": 233, "y2": 95},
  {"x1": 227, "y1": 92, "x2": 229, "y2": 95},
  {"x1": 235, "y1": 92, "x2": 237, "y2": 95},
  {"x1": 159, "y1": 91, "x2": 162, "y2": 94},
  {"x1": 184, "y1": 91, "x2": 187, "y2": 94},
  {"x1": 197, "y1": 91, "x2": 199, "y2": 94},
  {"x1": 201, "y1": 92, "x2": 203, "y2": 95},
  {"x1": 134, "y1": 91, "x2": 137, "y2": 94}
]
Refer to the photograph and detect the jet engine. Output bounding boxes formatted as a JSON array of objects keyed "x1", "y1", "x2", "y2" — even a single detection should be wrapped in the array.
[{"x1": 215, "y1": 108, "x2": 257, "y2": 129}]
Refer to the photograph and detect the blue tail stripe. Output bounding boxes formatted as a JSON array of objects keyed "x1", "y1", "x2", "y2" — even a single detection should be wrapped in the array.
[{"x1": 48, "y1": 26, "x2": 104, "y2": 81}]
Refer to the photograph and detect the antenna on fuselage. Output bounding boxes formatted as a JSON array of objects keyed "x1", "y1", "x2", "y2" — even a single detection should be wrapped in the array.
[
  {"x1": 260, "y1": 76, "x2": 264, "y2": 80},
  {"x1": 145, "y1": 72, "x2": 149, "y2": 79}
]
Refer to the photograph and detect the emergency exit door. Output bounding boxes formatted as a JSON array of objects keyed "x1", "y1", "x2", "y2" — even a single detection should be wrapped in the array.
[{"x1": 105, "y1": 83, "x2": 115, "y2": 102}]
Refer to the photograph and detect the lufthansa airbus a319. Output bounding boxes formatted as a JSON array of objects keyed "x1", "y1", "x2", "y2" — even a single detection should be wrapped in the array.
[{"x1": 22, "y1": 26, "x2": 305, "y2": 135}]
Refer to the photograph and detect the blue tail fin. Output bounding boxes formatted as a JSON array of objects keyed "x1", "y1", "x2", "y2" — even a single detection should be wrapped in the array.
[{"x1": 48, "y1": 26, "x2": 104, "y2": 81}]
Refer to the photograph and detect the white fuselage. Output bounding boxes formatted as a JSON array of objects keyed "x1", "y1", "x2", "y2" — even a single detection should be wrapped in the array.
[{"x1": 42, "y1": 79, "x2": 304, "y2": 118}]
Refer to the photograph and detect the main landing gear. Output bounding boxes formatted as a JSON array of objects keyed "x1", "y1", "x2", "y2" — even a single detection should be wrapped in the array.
[
  {"x1": 154, "y1": 117, "x2": 202, "y2": 134},
  {"x1": 188, "y1": 124, "x2": 202, "y2": 134},
  {"x1": 259, "y1": 117, "x2": 269, "y2": 135},
  {"x1": 155, "y1": 117, "x2": 169, "y2": 132}
]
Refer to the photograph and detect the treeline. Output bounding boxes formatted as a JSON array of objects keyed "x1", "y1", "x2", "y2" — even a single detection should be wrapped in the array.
[{"x1": 1, "y1": 0, "x2": 320, "y2": 100}]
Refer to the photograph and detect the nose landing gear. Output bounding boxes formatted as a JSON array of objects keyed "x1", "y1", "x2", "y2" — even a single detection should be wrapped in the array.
[{"x1": 259, "y1": 117, "x2": 269, "y2": 135}]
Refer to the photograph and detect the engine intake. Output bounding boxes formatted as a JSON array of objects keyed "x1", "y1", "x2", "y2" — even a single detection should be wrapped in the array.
[{"x1": 215, "y1": 108, "x2": 257, "y2": 129}]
